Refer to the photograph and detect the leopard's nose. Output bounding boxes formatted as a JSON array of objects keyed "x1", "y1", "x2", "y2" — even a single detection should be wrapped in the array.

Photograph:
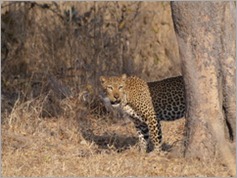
[{"x1": 114, "y1": 93, "x2": 119, "y2": 99}]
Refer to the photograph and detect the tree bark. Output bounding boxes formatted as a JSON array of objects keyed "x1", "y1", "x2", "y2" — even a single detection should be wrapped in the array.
[
  {"x1": 218, "y1": 3, "x2": 236, "y2": 143},
  {"x1": 171, "y1": 2, "x2": 236, "y2": 175}
]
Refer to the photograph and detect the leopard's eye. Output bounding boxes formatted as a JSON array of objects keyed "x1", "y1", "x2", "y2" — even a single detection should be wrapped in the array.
[
  {"x1": 107, "y1": 86, "x2": 113, "y2": 90},
  {"x1": 118, "y1": 85, "x2": 123, "y2": 90}
]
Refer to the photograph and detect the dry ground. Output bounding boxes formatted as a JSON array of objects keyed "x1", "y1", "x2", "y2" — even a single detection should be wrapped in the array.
[{"x1": 2, "y1": 101, "x2": 232, "y2": 177}]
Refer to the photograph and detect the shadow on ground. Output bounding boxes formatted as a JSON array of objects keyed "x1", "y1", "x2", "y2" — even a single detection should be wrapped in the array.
[
  {"x1": 81, "y1": 128, "x2": 138, "y2": 152},
  {"x1": 77, "y1": 115, "x2": 173, "y2": 153}
]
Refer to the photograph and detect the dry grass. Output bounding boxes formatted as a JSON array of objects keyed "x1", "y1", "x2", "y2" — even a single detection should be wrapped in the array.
[{"x1": 2, "y1": 98, "x2": 232, "y2": 177}]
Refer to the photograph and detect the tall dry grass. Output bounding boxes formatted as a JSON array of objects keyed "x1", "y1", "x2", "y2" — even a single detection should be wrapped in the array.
[{"x1": 2, "y1": 1, "x2": 180, "y2": 128}]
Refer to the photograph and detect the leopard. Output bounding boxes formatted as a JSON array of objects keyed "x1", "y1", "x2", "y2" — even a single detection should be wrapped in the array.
[{"x1": 99, "y1": 74, "x2": 185, "y2": 153}]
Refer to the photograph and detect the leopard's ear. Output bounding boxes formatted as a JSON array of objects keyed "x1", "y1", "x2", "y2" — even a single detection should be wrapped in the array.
[
  {"x1": 100, "y1": 76, "x2": 106, "y2": 84},
  {"x1": 121, "y1": 74, "x2": 127, "y2": 81}
]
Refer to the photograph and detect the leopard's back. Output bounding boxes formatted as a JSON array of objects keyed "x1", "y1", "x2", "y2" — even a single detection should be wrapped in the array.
[{"x1": 148, "y1": 76, "x2": 185, "y2": 121}]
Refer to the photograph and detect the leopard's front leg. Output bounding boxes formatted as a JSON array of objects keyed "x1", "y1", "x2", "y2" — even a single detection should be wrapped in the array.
[
  {"x1": 134, "y1": 119, "x2": 150, "y2": 152},
  {"x1": 147, "y1": 115, "x2": 162, "y2": 152},
  {"x1": 131, "y1": 113, "x2": 163, "y2": 153}
]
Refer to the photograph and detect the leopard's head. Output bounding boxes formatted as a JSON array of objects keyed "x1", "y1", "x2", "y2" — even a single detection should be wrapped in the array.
[{"x1": 100, "y1": 74, "x2": 127, "y2": 107}]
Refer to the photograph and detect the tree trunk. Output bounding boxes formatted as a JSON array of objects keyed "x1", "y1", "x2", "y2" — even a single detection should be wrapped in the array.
[
  {"x1": 218, "y1": 3, "x2": 236, "y2": 143},
  {"x1": 171, "y1": 2, "x2": 236, "y2": 175}
]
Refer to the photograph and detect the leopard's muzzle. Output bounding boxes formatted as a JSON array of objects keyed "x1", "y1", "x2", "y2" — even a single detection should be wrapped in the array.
[{"x1": 110, "y1": 99, "x2": 121, "y2": 107}]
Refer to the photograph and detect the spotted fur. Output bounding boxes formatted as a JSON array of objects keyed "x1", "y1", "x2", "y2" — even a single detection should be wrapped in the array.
[{"x1": 148, "y1": 76, "x2": 185, "y2": 121}]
